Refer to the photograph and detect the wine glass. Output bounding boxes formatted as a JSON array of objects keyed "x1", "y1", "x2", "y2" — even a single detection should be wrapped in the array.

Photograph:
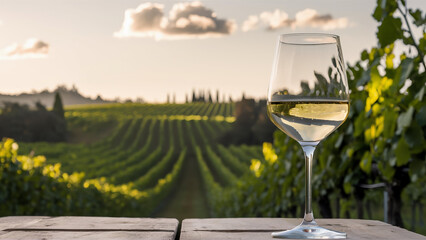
[{"x1": 267, "y1": 33, "x2": 349, "y2": 239}]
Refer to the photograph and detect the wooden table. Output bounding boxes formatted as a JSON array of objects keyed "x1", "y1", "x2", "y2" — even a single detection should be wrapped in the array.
[
  {"x1": 1, "y1": 217, "x2": 425, "y2": 239},
  {"x1": 0, "y1": 216, "x2": 178, "y2": 240},
  {"x1": 180, "y1": 218, "x2": 426, "y2": 240}
]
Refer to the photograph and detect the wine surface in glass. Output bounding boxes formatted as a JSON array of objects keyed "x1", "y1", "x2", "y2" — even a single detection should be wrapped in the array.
[{"x1": 268, "y1": 99, "x2": 349, "y2": 142}]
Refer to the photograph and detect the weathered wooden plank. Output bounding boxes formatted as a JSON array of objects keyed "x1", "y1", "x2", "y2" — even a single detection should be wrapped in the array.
[
  {"x1": 0, "y1": 217, "x2": 178, "y2": 240},
  {"x1": 180, "y1": 218, "x2": 426, "y2": 240},
  {"x1": 1, "y1": 217, "x2": 178, "y2": 231},
  {"x1": 182, "y1": 218, "x2": 299, "y2": 231},
  {"x1": 0, "y1": 231, "x2": 175, "y2": 240},
  {"x1": 0, "y1": 216, "x2": 49, "y2": 230}
]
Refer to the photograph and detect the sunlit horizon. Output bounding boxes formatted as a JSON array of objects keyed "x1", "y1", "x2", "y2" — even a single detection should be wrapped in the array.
[{"x1": 1, "y1": 0, "x2": 425, "y2": 103}]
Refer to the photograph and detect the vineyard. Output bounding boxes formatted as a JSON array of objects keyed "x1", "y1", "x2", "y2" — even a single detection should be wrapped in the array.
[
  {"x1": 1, "y1": 1, "x2": 424, "y2": 235},
  {"x1": 18, "y1": 102, "x2": 262, "y2": 219}
]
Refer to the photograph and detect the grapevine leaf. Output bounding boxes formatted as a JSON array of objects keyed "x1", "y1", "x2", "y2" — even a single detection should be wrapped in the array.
[
  {"x1": 377, "y1": 16, "x2": 403, "y2": 47},
  {"x1": 359, "y1": 152, "x2": 372, "y2": 174},
  {"x1": 354, "y1": 114, "x2": 366, "y2": 137},
  {"x1": 343, "y1": 181, "x2": 352, "y2": 194},
  {"x1": 373, "y1": 0, "x2": 398, "y2": 21},
  {"x1": 395, "y1": 58, "x2": 414, "y2": 87},
  {"x1": 373, "y1": 0, "x2": 385, "y2": 21},
  {"x1": 404, "y1": 123, "x2": 424, "y2": 150},
  {"x1": 397, "y1": 106, "x2": 414, "y2": 134},
  {"x1": 357, "y1": 69, "x2": 371, "y2": 87},
  {"x1": 357, "y1": 57, "x2": 380, "y2": 87},
  {"x1": 369, "y1": 48, "x2": 380, "y2": 61},
  {"x1": 383, "y1": 109, "x2": 397, "y2": 138},
  {"x1": 334, "y1": 134, "x2": 344, "y2": 148},
  {"x1": 402, "y1": 35, "x2": 415, "y2": 46},
  {"x1": 419, "y1": 33, "x2": 426, "y2": 54},
  {"x1": 378, "y1": 161, "x2": 396, "y2": 181},
  {"x1": 384, "y1": 148, "x2": 395, "y2": 166},
  {"x1": 364, "y1": 124, "x2": 376, "y2": 142},
  {"x1": 395, "y1": 137, "x2": 410, "y2": 167},
  {"x1": 409, "y1": 159, "x2": 425, "y2": 182},
  {"x1": 353, "y1": 99, "x2": 365, "y2": 113},
  {"x1": 416, "y1": 104, "x2": 426, "y2": 126},
  {"x1": 409, "y1": 9, "x2": 426, "y2": 27},
  {"x1": 414, "y1": 85, "x2": 425, "y2": 101},
  {"x1": 361, "y1": 50, "x2": 369, "y2": 61},
  {"x1": 385, "y1": 53, "x2": 395, "y2": 69},
  {"x1": 375, "y1": 138, "x2": 386, "y2": 153}
]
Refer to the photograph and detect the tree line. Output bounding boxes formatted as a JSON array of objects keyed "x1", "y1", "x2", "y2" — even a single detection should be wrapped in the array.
[{"x1": 0, "y1": 92, "x2": 67, "y2": 142}]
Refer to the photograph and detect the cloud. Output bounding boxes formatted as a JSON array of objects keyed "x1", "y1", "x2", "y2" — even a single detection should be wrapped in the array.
[
  {"x1": 260, "y1": 10, "x2": 294, "y2": 30},
  {"x1": 1, "y1": 38, "x2": 49, "y2": 60},
  {"x1": 242, "y1": 15, "x2": 259, "y2": 32},
  {"x1": 293, "y1": 9, "x2": 348, "y2": 30},
  {"x1": 115, "y1": 2, "x2": 236, "y2": 40},
  {"x1": 115, "y1": 3, "x2": 164, "y2": 38},
  {"x1": 244, "y1": 8, "x2": 348, "y2": 31}
]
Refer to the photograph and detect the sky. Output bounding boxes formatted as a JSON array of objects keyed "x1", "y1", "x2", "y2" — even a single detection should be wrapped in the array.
[{"x1": 0, "y1": 0, "x2": 425, "y2": 103}]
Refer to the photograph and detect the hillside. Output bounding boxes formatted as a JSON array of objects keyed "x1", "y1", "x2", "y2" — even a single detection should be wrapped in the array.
[{"x1": 0, "y1": 86, "x2": 115, "y2": 108}]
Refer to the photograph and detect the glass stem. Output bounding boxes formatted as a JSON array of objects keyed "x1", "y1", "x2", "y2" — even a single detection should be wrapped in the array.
[{"x1": 300, "y1": 141, "x2": 319, "y2": 223}]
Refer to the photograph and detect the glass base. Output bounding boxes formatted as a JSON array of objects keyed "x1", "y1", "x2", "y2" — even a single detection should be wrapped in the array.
[{"x1": 272, "y1": 220, "x2": 346, "y2": 239}]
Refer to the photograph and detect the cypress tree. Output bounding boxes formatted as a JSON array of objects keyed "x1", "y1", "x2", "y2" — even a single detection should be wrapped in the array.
[
  {"x1": 208, "y1": 90, "x2": 213, "y2": 102},
  {"x1": 199, "y1": 90, "x2": 203, "y2": 102},
  {"x1": 52, "y1": 92, "x2": 65, "y2": 119},
  {"x1": 192, "y1": 90, "x2": 196, "y2": 103},
  {"x1": 216, "y1": 89, "x2": 219, "y2": 103}
]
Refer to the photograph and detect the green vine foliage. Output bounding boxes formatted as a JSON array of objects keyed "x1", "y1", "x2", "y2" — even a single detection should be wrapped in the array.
[
  {"x1": 0, "y1": 138, "x2": 177, "y2": 217},
  {"x1": 219, "y1": 0, "x2": 425, "y2": 229}
]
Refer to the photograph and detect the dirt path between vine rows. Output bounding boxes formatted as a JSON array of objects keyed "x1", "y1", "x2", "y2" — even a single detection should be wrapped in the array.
[{"x1": 153, "y1": 153, "x2": 209, "y2": 220}]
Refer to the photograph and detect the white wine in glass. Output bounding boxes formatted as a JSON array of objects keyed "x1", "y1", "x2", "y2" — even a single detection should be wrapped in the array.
[
  {"x1": 267, "y1": 33, "x2": 349, "y2": 239},
  {"x1": 268, "y1": 99, "x2": 349, "y2": 142}
]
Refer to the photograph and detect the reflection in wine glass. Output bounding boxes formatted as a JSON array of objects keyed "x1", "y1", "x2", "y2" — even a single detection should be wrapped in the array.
[{"x1": 267, "y1": 33, "x2": 349, "y2": 239}]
